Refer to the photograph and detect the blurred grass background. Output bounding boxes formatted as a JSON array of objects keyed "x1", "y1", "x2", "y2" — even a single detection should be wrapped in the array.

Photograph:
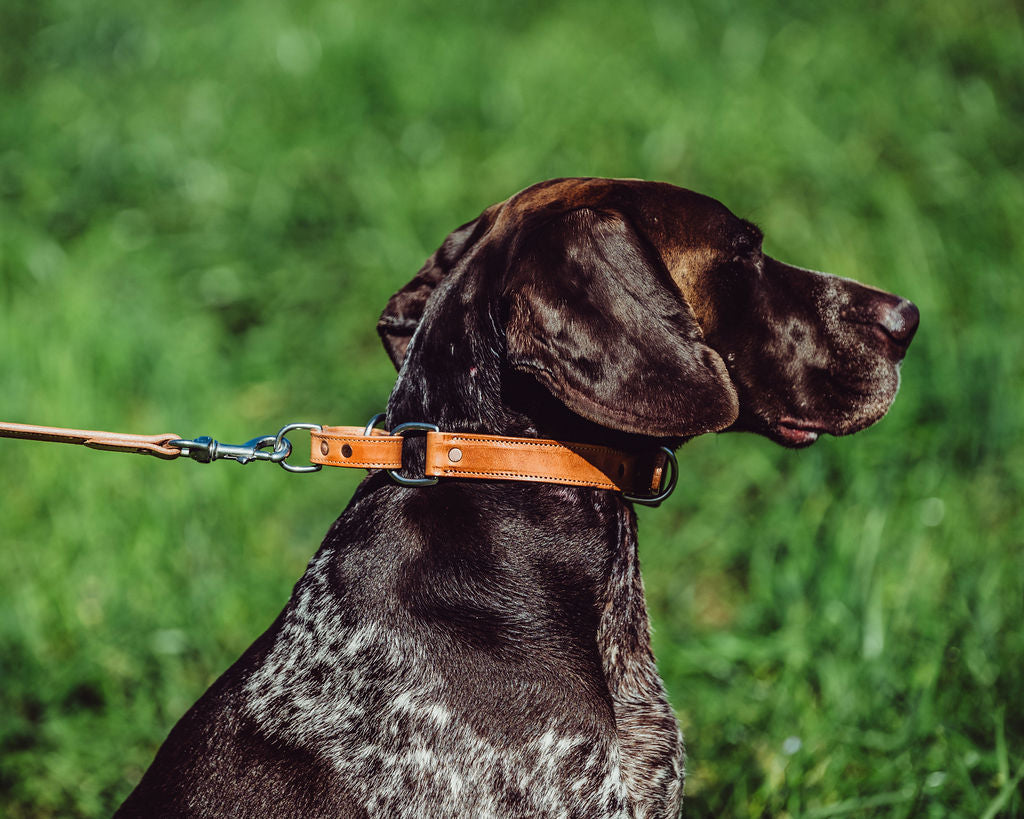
[{"x1": 1, "y1": 0, "x2": 1021, "y2": 815}]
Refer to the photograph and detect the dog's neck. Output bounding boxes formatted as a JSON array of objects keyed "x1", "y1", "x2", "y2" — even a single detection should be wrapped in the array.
[{"x1": 386, "y1": 284, "x2": 511, "y2": 432}]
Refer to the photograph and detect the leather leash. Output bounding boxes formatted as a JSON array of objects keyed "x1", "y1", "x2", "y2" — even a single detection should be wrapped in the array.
[
  {"x1": 0, "y1": 417, "x2": 677, "y2": 506},
  {"x1": 0, "y1": 421, "x2": 183, "y2": 459}
]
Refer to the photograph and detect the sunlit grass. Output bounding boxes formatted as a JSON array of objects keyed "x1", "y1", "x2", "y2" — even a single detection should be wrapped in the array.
[{"x1": 2, "y1": 0, "x2": 1022, "y2": 815}]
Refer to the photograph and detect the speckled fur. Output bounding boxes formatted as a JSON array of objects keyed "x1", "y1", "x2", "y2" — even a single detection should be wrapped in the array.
[{"x1": 118, "y1": 178, "x2": 916, "y2": 818}]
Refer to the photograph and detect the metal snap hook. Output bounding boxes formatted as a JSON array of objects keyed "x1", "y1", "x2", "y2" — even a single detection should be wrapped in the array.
[{"x1": 168, "y1": 434, "x2": 281, "y2": 465}]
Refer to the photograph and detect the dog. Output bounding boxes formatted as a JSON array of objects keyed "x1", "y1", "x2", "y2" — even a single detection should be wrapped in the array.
[{"x1": 116, "y1": 178, "x2": 918, "y2": 818}]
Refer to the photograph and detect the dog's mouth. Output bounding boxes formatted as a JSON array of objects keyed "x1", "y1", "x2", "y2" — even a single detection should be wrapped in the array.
[
  {"x1": 729, "y1": 407, "x2": 832, "y2": 448},
  {"x1": 771, "y1": 399, "x2": 894, "y2": 447},
  {"x1": 731, "y1": 372, "x2": 902, "y2": 448},
  {"x1": 772, "y1": 418, "x2": 826, "y2": 448}
]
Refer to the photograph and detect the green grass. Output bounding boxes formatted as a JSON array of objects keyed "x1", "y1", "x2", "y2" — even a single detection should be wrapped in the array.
[{"x1": 2, "y1": 0, "x2": 1022, "y2": 815}]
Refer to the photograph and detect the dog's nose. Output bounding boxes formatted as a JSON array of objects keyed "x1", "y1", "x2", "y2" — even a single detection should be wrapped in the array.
[{"x1": 876, "y1": 297, "x2": 919, "y2": 345}]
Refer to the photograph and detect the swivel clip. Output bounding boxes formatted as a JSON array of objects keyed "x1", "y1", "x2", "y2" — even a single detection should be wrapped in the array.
[{"x1": 168, "y1": 422, "x2": 322, "y2": 473}]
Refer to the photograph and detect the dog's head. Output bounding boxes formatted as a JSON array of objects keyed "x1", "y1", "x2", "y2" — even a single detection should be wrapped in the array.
[{"x1": 378, "y1": 178, "x2": 917, "y2": 449}]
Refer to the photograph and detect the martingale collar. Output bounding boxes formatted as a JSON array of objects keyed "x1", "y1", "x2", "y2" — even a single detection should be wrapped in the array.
[{"x1": 310, "y1": 419, "x2": 677, "y2": 506}]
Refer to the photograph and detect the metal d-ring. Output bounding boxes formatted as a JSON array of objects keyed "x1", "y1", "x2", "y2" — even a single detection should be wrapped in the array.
[
  {"x1": 274, "y1": 423, "x2": 323, "y2": 473},
  {"x1": 386, "y1": 421, "x2": 440, "y2": 487},
  {"x1": 623, "y1": 446, "x2": 678, "y2": 507},
  {"x1": 363, "y1": 412, "x2": 387, "y2": 436}
]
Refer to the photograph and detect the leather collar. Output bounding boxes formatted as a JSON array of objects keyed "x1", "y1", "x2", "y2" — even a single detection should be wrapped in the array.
[{"x1": 310, "y1": 425, "x2": 674, "y2": 503}]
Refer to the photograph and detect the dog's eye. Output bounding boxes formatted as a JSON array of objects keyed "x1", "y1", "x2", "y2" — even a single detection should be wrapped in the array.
[{"x1": 714, "y1": 253, "x2": 764, "y2": 305}]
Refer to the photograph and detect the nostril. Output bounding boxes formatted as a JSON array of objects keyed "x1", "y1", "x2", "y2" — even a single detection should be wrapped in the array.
[{"x1": 879, "y1": 298, "x2": 920, "y2": 344}]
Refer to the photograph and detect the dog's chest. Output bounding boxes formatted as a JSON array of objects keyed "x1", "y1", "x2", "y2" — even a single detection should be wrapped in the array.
[
  {"x1": 243, "y1": 575, "x2": 634, "y2": 815},
  {"x1": 240, "y1": 512, "x2": 682, "y2": 819}
]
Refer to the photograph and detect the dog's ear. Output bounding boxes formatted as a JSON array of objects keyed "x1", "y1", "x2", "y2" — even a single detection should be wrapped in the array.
[
  {"x1": 506, "y1": 208, "x2": 738, "y2": 437},
  {"x1": 378, "y1": 213, "x2": 490, "y2": 370}
]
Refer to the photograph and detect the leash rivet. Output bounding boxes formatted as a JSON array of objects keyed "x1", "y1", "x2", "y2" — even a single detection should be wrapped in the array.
[
  {"x1": 320, "y1": 441, "x2": 329, "y2": 456},
  {"x1": 448, "y1": 447, "x2": 463, "y2": 463},
  {"x1": 341, "y1": 444, "x2": 353, "y2": 458}
]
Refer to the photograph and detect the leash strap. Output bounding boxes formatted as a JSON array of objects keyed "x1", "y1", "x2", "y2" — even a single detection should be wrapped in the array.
[
  {"x1": 0, "y1": 418, "x2": 674, "y2": 503},
  {"x1": 0, "y1": 421, "x2": 183, "y2": 459}
]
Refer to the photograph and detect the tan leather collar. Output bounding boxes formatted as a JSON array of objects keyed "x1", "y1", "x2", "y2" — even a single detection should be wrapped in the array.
[{"x1": 310, "y1": 425, "x2": 670, "y2": 497}]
